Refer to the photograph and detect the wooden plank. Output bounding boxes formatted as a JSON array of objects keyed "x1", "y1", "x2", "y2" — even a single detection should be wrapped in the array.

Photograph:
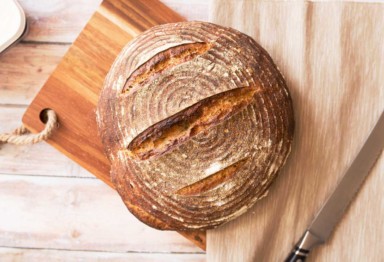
[
  {"x1": 0, "y1": 43, "x2": 68, "y2": 105},
  {"x1": 0, "y1": 247, "x2": 205, "y2": 262},
  {"x1": 207, "y1": 1, "x2": 384, "y2": 261},
  {"x1": 18, "y1": 0, "x2": 208, "y2": 43},
  {"x1": 0, "y1": 106, "x2": 92, "y2": 178},
  {"x1": 0, "y1": 248, "x2": 205, "y2": 262},
  {"x1": 0, "y1": 174, "x2": 203, "y2": 253},
  {"x1": 19, "y1": 0, "x2": 103, "y2": 43}
]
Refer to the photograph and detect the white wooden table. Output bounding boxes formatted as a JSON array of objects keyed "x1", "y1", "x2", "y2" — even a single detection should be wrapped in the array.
[
  {"x1": 3, "y1": 1, "x2": 383, "y2": 262},
  {"x1": 0, "y1": 1, "x2": 208, "y2": 261}
]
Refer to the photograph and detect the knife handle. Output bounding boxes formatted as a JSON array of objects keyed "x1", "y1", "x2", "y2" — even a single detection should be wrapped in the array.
[
  {"x1": 285, "y1": 230, "x2": 323, "y2": 262},
  {"x1": 285, "y1": 246, "x2": 309, "y2": 262}
]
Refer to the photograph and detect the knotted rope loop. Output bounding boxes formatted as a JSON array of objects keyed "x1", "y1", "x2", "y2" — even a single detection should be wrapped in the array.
[{"x1": 0, "y1": 109, "x2": 58, "y2": 145}]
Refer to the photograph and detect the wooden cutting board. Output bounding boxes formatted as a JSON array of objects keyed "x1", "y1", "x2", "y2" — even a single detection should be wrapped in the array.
[
  {"x1": 207, "y1": 1, "x2": 384, "y2": 261},
  {"x1": 21, "y1": 0, "x2": 205, "y2": 250}
]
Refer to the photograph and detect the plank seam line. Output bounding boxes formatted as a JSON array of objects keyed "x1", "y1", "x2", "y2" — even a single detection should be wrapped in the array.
[
  {"x1": 20, "y1": 40, "x2": 72, "y2": 45},
  {"x1": 0, "y1": 104, "x2": 28, "y2": 108},
  {"x1": 0, "y1": 173, "x2": 97, "y2": 180},
  {"x1": 0, "y1": 245, "x2": 205, "y2": 255}
]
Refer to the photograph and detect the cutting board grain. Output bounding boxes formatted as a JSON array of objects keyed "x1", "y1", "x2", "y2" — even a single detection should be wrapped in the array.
[
  {"x1": 207, "y1": 1, "x2": 384, "y2": 261},
  {"x1": 21, "y1": 0, "x2": 206, "y2": 250}
]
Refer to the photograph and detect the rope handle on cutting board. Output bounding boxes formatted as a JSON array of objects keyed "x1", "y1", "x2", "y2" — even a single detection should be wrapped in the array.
[{"x1": 0, "y1": 109, "x2": 58, "y2": 145}]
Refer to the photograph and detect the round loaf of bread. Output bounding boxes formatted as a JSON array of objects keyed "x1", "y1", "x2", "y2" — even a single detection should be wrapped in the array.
[{"x1": 96, "y1": 21, "x2": 294, "y2": 230}]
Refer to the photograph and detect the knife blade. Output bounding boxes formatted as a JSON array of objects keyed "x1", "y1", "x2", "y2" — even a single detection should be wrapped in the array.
[{"x1": 285, "y1": 111, "x2": 384, "y2": 262}]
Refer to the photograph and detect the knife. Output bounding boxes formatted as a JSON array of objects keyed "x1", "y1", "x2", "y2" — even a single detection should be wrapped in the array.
[{"x1": 285, "y1": 111, "x2": 384, "y2": 262}]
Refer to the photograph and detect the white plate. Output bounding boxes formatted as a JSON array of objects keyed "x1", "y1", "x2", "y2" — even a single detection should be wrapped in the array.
[{"x1": 0, "y1": 0, "x2": 27, "y2": 53}]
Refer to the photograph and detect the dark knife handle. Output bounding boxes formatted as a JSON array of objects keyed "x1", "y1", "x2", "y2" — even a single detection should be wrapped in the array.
[
  {"x1": 285, "y1": 246, "x2": 309, "y2": 262},
  {"x1": 284, "y1": 230, "x2": 323, "y2": 262}
]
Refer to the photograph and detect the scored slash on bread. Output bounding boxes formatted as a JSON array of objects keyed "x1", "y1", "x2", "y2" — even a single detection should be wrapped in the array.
[
  {"x1": 123, "y1": 42, "x2": 211, "y2": 94},
  {"x1": 96, "y1": 21, "x2": 294, "y2": 230},
  {"x1": 127, "y1": 87, "x2": 258, "y2": 161},
  {"x1": 176, "y1": 157, "x2": 249, "y2": 196}
]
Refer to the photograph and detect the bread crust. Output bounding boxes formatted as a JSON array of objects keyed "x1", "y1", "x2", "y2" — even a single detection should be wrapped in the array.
[{"x1": 96, "y1": 21, "x2": 294, "y2": 230}]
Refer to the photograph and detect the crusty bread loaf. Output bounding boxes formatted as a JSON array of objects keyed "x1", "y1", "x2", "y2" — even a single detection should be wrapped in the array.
[{"x1": 96, "y1": 21, "x2": 294, "y2": 230}]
